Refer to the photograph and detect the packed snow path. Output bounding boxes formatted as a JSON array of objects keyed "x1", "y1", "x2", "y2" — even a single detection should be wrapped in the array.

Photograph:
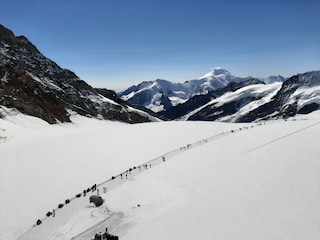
[{"x1": 17, "y1": 119, "x2": 318, "y2": 240}]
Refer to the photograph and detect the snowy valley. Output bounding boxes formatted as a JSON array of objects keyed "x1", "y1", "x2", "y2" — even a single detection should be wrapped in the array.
[{"x1": 1, "y1": 23, "x2": 320, "y2": 240}]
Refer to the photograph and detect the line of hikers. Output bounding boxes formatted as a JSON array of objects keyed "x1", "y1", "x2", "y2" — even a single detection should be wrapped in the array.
[
  {"x1": 36, "y1": 153, "x2": 171, "y2": 226},
  {"x1": 119, "y1": 163, "x2": 152, "y2": 179},
  {"x1": 34, "y1": 150, "x2": 177, "y2": 227}
]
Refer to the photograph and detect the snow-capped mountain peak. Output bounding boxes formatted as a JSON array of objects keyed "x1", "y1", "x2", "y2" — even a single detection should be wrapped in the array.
[{"x1": 198, "y1": 67, "x2": 232, "y2": 79}]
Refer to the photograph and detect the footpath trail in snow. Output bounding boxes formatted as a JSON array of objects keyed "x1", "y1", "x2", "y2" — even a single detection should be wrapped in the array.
[{"x1": 17, "y1": 121, "x2": 261, "y2": 240}]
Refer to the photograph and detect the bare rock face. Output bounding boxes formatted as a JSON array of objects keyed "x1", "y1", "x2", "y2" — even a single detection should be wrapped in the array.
[
  {"x1": 0, "y1": 24, "x2": 152, "y2": 124},
  {"x1": 0, "y1": 67, "x2": 70, "y2": 123}
]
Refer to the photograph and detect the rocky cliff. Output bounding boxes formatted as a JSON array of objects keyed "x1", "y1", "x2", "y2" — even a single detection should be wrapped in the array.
[{"x1": 0, "y1": 25, "x2": 153, "y2": 124}]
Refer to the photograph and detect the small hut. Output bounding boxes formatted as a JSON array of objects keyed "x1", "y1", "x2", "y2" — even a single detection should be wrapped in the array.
[{"x1": 89, "y1": 195, "x2": 103, "y2": 207}]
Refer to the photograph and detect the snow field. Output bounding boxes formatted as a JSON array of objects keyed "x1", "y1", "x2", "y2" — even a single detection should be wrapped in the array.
[{"x1": 1, "y1": 109, "x2": 320, "y2": 240}]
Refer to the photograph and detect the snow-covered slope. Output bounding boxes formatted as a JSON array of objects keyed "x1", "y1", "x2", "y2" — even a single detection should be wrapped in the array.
[
  {"x1": 288, "y1": 71, "x2": 320, "y2": 111},
  {"x1": 238, "y1": 71, "x2": 320, "y2": 122},
  {"x1": 1, "y1": 109, "x2": 320, "y2": 240},
  {"x1": 158, "y1": 78, "x2": 265, "y2": 121},
  {"x1": 184, "y1": 81, "x2": 282, "y2": 121}
]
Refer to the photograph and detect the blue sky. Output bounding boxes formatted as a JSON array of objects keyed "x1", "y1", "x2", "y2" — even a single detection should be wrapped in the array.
[{"x1": 1, "y1": 0, "x2": 319, "y2": 90}]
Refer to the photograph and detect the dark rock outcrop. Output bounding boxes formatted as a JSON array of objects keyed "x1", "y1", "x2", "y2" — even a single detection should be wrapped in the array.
[{"x1": 0, "y1": 24, "x2": 153, "y2": 124}]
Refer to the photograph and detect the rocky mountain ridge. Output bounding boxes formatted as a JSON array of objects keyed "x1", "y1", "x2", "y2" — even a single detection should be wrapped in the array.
[
  {"x1": 0, "y1": 24, "x2": 155, "y2": 124},
  {"x1": 238, "y1": 71, "x2": 320, "y2": 122}
]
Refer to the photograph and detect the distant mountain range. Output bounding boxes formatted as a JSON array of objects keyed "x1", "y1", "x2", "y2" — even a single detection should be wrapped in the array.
[
  {"x1": 120, "y1": 68, "x2": 320, "y2": 122},
  {"x1": 0, "y1": 24, "x2": 157, "y2": 124},
  {"x1": 119, "y1": 67, "x2": 286, "y2": 112},
  {"x1": 1, "y1": 24, "x2": 319, "y2": 124}
]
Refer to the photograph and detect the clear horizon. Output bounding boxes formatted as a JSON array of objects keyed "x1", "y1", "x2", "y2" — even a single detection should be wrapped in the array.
[{"x1": 1, "y1": 0, "x2": 319, "y2": 91}]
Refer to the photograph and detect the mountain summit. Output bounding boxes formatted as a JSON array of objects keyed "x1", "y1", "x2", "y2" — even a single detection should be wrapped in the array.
[
  {"x1": 198, "y1": 67, "x2": 232, "y2": 79},
  {"x1": 196, "y1": 67, "x2": 248, "y2": 90}
]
